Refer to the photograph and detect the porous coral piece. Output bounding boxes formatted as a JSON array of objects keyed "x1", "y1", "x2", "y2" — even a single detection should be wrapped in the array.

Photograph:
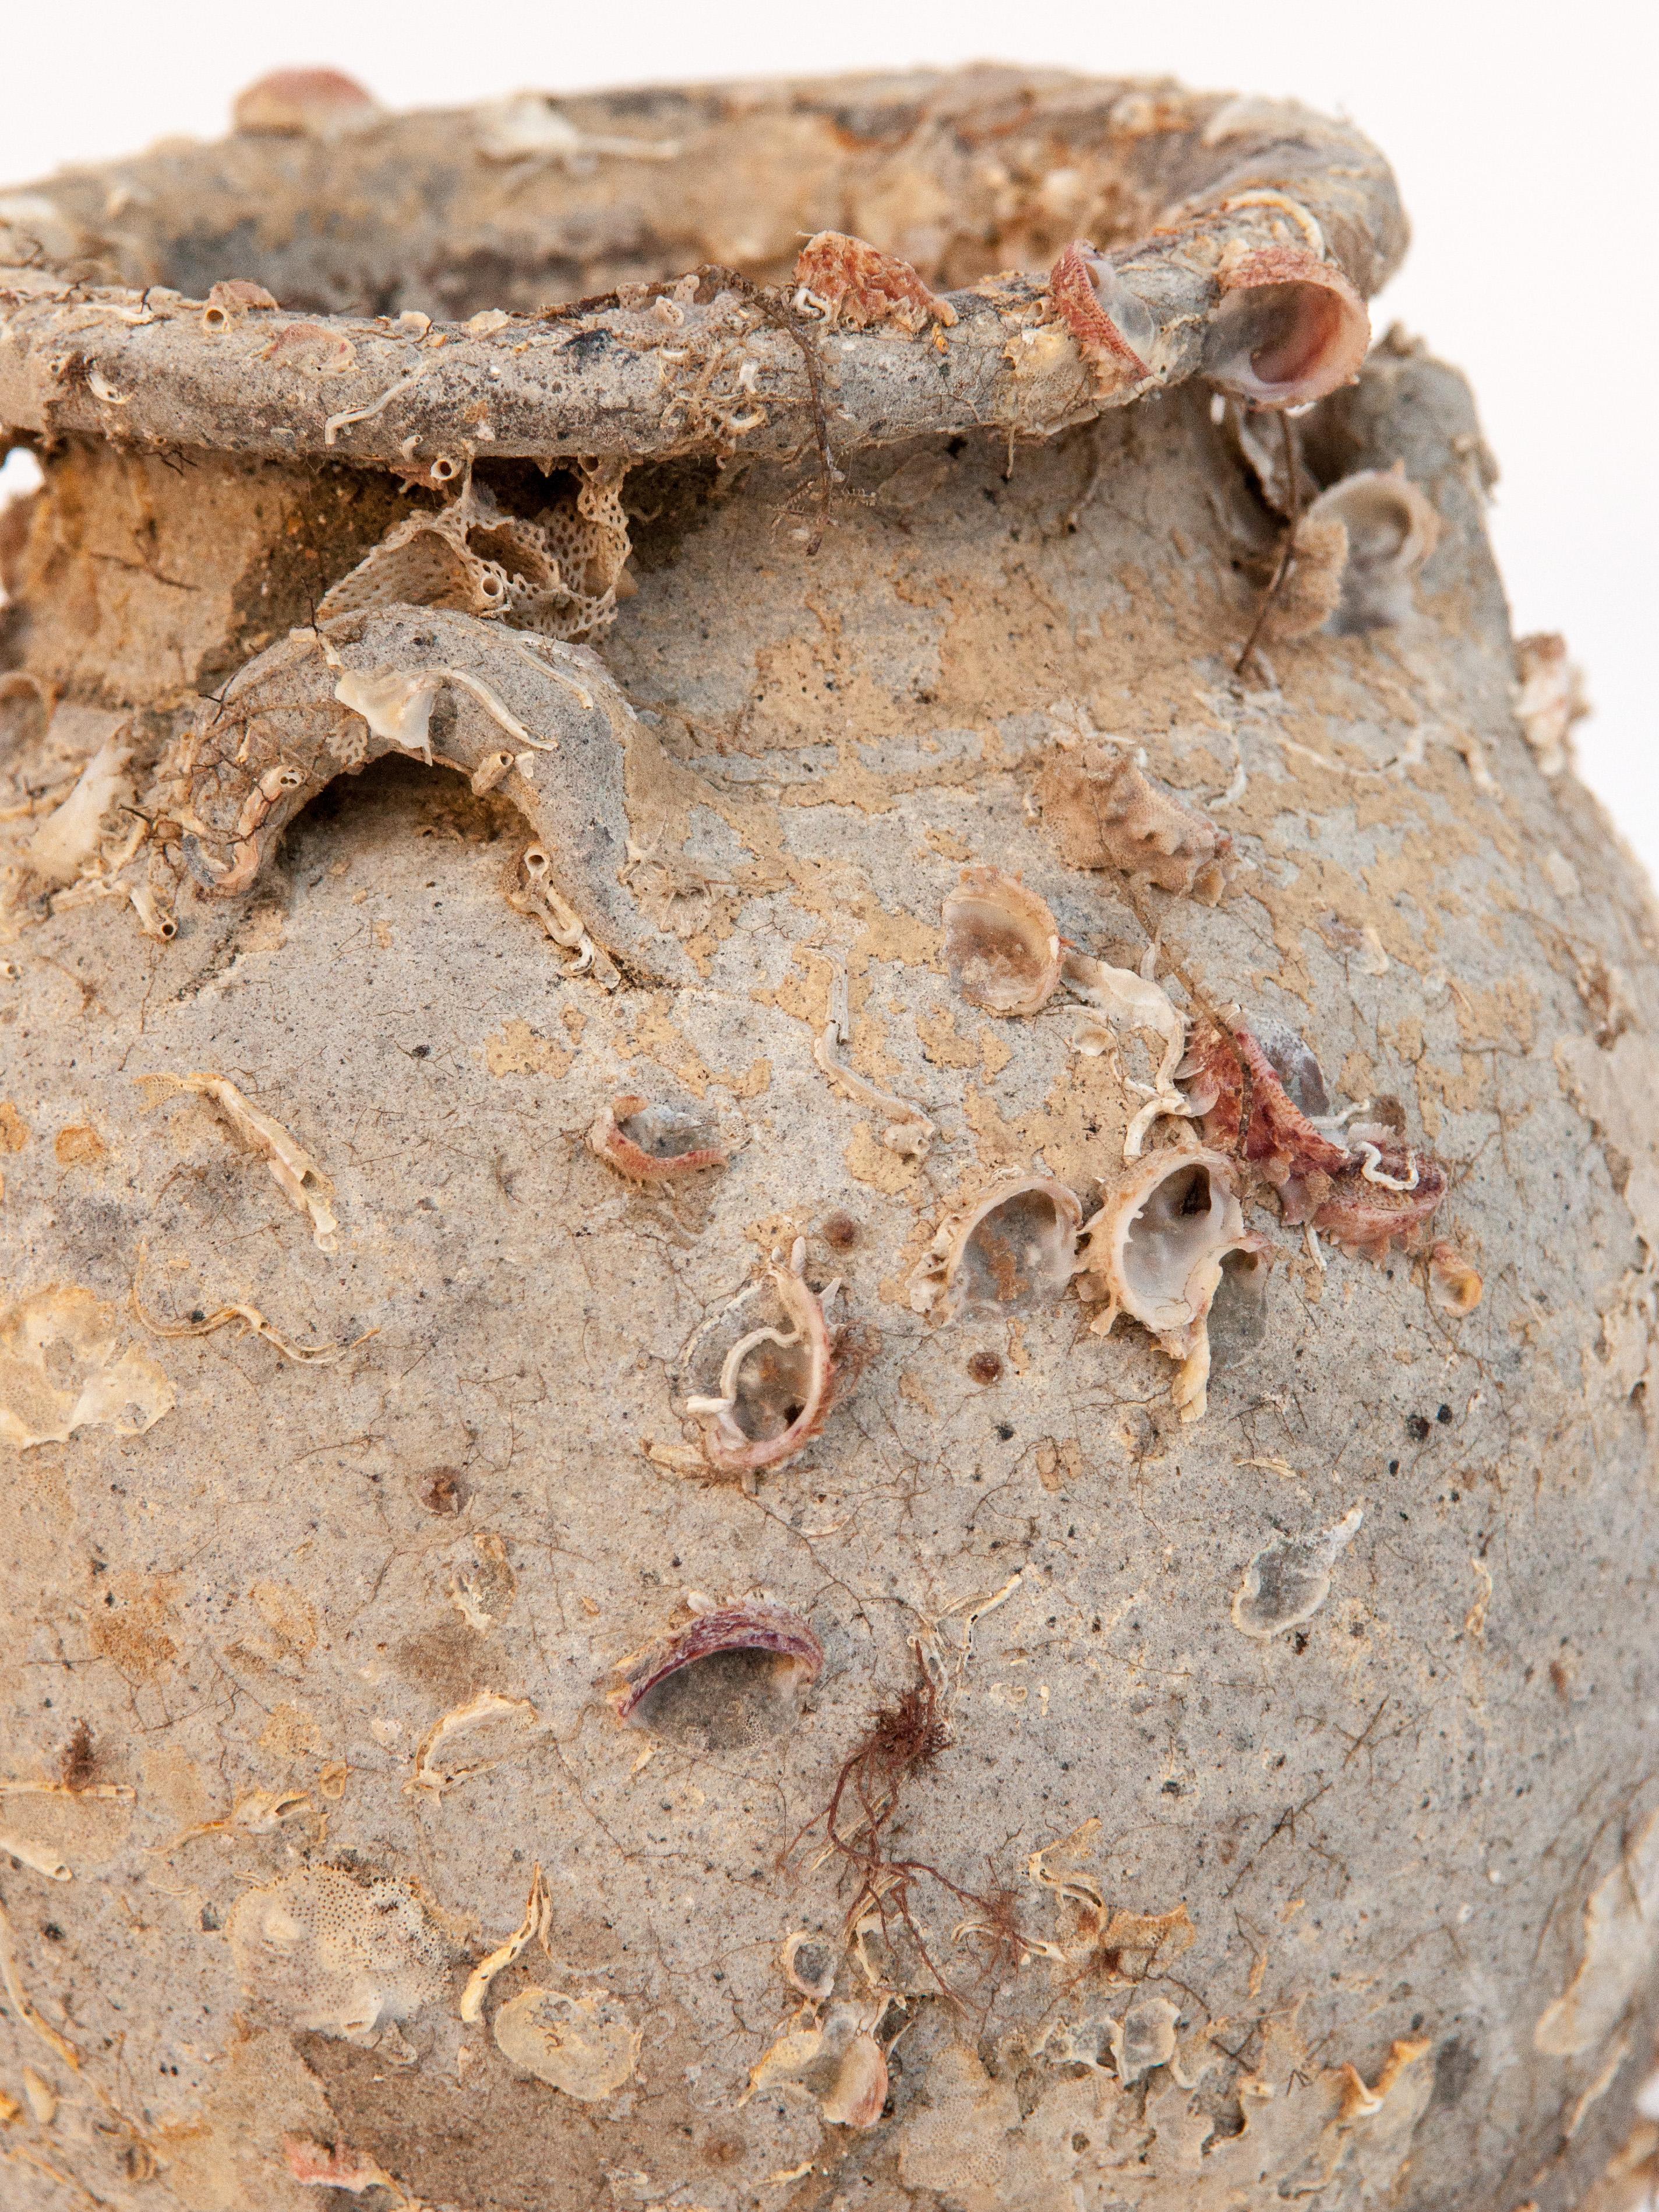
[
  {"x1": 1184, "y1": 1017, "x2": 1447, "y2": 1257},
  {"x1": 1304, "y1": 464, "x2": 1442, "y2": 630},
  {"x1": 943, "y1": 866, "x2": 1063, "y2": 1015},
  {"x1": 316, "y1": 468, "x2": 631, "y2": 645},
  {"x1": 909, "y1": 1174, "x2": 1083, "y2": 1326},
  {"x1": 1032, "y1": 745, "x2": 1230, "y2": 900},
  {"x1": 1046, "y1": 241, "x2": 1153, "y2": 390},
  {"x1": 1204, "y1": 244, "x2": 1369, "y2": 407},
  {"x1": 684, "y1": 1240, "x2": 841, "y2": 1478},
  {"x1": 232, "y1": 68, "x2": 379, "y2": 138},
  {"x1": 226, "y1": 1864, "x2": 450, "y2": 2042},
  {"x1": 587, "y1": 1095, "x2": 726, "y2": 1183},
  {"x1": 493, "y1": 1983, "x2": 641, "y2": 2100},
  {"x1": 1076, "y1": 1149, "x2": 1264, "y2": 1421},
  {"x1": 793, "y1": 231, "x2": 957, "y2": 333},
  {"x1": 612, "y1": 1600, "x2": 823, "y2": 1721}
]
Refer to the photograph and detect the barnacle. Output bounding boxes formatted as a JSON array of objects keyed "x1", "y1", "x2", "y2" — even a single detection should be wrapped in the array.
[
  {"x1": 1303, "y1": 465, "x2": 1442, "y2": 630},
  {"x1": 780, "y1": 1930, "x2": 839, "y2": 2003},
  {"x1": 747, "y1": 2000, "x2": 892, "y2": 2131},
  {"x1": 1428, "y1": 1239, "x2": 1484, "y2": 1317},
  {"x1": 1110, "y1": 1995, "x2": 1181, "y2": 2086},
  {"x1": 1203, "y1": 245, "x2": 1369, "y2": 408},
  {"x1": 1046, "y1": 242, "x2": 1153, "y2": 391},
  {"x1": 943, "y1": 867, "x2": 1063, "y2": 1016},
  {"x1": 909, "y1": 1174, "x2": 1083, "y2": 1326},
  {"x1": 1231, "y1": 1505, "x2": 1364, "y2": 1637},
  {"x1": 141, "y1": 605, "x2": 686, "y2": 985},
  {"x1": 201, "y1": 279, "x2": 279, "y2": 331},
  {"x1": 587, "y1": 1094, "x2": 726, "y2": 1183},
  {"x1": 683, "y1": 1240, "x2": 841, "y2": 1478},
  {"x1": 1032, "y1": 744, "x2": 1230, "y2": 901},
  {"x1": 1515, "y1": 631, "x2": 1589, "y2": 777},
  {"x1": 0, "y1": 1285, "x2": 173, "y2": 1451},
  {"x1": 1075, "y1": 1149, "x2": 1262, "y2": 1421},
  {"x1": 794, "y1": 232, "x2": 957, "y2": 334},
  {"x1": 405, "y1": 1692, "x2": 542, "y2": 1795},
  {"x1": 493, "y1": 1984, "x2": 641, "y2": 2101},
  {"x1": 232, "y1": 68, "x2": 379, "y2": 137},
  {"x1": 1183, "y1": 1015, "x2": 1446, "y2": 1258},
  {"x1": 226, "y1": 1865, "x2": 450, "y2": 2042},
  {"x1": 610, "y1": 1610, "x2": 827, "y2": 1743}
]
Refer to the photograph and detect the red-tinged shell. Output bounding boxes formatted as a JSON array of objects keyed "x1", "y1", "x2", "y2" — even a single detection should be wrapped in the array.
[
  {"x1": 1205, "y1": 246, "x2": 1369, "y2": 408},
  {"x1": 794, "y1": 232, "x2": 957, "y2": 335},
  {"x1": 1189, "y1": 1018, "x2": 1447, "y2": 1255},
  {"x1": 612, "y1": 1601, "x2": 824, "y2": 1721},
  {"x1": 1047, "y1": 242, "x2": 1151, "y2": 391},
  {"x1": 588, "y1": 1095, "x2": 726, "y2": 1183},
  {"x1": 1312, "y1": 1148, "x2": 1448, "y2": 1261},
  {"x1": 233, "y1": 69, "x2": 379, "y2": 138},
  {"x1": 1184, "y1": 1018, "x2": 1351, "y2": 1206}
]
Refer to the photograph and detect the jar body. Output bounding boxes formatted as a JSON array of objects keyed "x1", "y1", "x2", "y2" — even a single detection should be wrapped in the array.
[{"x1": 1, "y1": 341, "x2": 1655, "y2": 2212}]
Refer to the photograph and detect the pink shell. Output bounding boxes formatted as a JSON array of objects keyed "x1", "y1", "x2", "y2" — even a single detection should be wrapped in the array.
[
  {"x1": 1206, "y1": 246, "x2": 1369, "y2": 407},
  {"x1": 588, "y1": 1095, "x2": 726, "y2": 1183},
  {"x1": 233, "y1": 69, "x2": 377, "y2": 136},
  {"x1": 613, "y1": 1602, "x2": 824, "y2": 1721}
]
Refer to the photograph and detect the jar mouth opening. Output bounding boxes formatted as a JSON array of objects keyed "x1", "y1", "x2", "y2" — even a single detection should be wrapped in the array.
[{"x1": 0, "y1": 69, "x2": 1402, "y2": 467}]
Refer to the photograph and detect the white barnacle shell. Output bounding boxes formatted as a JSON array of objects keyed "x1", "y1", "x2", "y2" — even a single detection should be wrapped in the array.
[
  {"x1": 1303, "y1": 465, "x2": 1442, "y2": 631},
  {"x1": 1076, "y1": 1148, "x2": 1261, "y2": 1421},
  {"x1": 943, "y1": 866, "x2": 1063, "y2": 1017},
  {"x1": 1203, "y1": 245, "x2": 1369, "y2": 408},
  {"x1": 909, "y1": 1173, "x2": 1083, "y2": 1325}
]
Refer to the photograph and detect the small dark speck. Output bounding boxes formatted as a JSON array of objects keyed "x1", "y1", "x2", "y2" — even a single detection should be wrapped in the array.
[
  {"x1": 199, "y1": 1904, "x2": 221, "y2": 1931},
  {"x1": 411, "y1": 1043, "x2": 432, "y2": 1059},
  {"x1": 1406, "y1": 1414, "x2": 1431, "y2": 1441},
  {"x1": 43, "y1": 1922, "x2": 64, "y2": 1942},
  {"x1": 189, "y1": 1309, "x2": 206, "y2": 1323},
  {"x1": 1388, "y1": 1459, "x2": 1400, "y2": 1474},
  {"x1": 1161, "y1": 1779, "x2": 1181, "y2": 1794},
  {"x1": 1436, "y1": 1403, "x2": 1453, "y2": 1424},
  {"x1": 994, "y1": 1421, "x2": 1015, "y2": 1442},
  {"x1": 1293, "y1": 1630, "x2": 1311, "y2": 1654}
]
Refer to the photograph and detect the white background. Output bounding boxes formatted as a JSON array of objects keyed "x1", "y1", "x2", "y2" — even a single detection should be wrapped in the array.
[{"x1": 4, "y1": 0, "x2": 1655, "y2": 871}]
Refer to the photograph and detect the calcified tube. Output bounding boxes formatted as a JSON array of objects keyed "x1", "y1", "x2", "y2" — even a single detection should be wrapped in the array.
[
  {"x1": 587, "y1": 1094, "x2": 726, "y2": 1183},
  {"x1": 684, "y1": 1241, "x2": 841, "y2": 1477}
]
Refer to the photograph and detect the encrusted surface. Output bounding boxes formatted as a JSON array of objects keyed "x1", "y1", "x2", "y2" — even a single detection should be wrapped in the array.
[{"x1": 0, "y1": 77, "x2": 1654, "y2": 2212}]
